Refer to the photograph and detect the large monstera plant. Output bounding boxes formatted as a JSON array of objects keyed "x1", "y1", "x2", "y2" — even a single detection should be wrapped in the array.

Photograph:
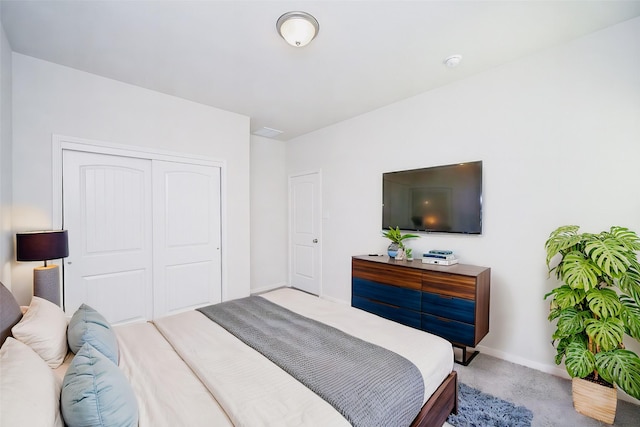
[{"x1": 544, "y1": 225, "x2": 640, "y2": 400}]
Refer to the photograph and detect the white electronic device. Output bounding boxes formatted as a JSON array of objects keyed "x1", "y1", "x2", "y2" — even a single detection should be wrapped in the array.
[{"x1": 422, "y1": 257, "x2": 459, "y2": 266}]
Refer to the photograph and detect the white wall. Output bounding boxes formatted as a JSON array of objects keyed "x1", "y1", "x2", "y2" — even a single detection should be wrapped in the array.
[
  {"x1": 250, "y1": 135, "x2": 288, "y2": 293},
  {"x1": 11, "y1": 54, "x2": 251, "y2": 305},
  {"x1": 0, "y1": 15, "x2": 12, "y2": 288},
  {"x1": 286, "y1": 17, "x2": 640, "y2": 380}
]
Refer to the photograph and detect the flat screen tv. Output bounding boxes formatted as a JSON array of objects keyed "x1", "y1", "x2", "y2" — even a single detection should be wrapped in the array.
[{"x1": 382, "y1": 161, "x2": 482, "y2": 234}]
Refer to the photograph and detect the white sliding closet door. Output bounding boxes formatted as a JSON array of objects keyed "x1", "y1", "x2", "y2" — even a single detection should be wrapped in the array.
[
  {"x1": 63, "y1": 148, "x2": 222, "y2": 324},
  {"x1": 152, "y1": 161, "x2": 222, "y2": 317},
  {"x1": 63, "y1": 150, "x2": 153, "y2": 323}
]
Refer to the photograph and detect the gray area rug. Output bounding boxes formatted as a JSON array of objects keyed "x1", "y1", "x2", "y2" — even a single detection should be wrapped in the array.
[{"x1": 448, "y1": 382, "x2": 534, "y2": 427}]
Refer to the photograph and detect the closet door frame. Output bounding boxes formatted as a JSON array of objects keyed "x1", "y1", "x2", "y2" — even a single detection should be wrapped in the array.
[{"x1": 51, "y1": 134, "x2": 229, "y2": 305}]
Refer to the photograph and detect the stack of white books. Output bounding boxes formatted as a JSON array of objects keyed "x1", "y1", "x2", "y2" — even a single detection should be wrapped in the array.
[{"x1": 422, "y1": 250, "x2": 458, "y2": 265}]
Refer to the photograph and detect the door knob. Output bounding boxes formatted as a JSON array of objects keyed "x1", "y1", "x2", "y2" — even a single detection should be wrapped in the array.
[{"x1": 313, "y1": 239, "x2": 318, "y2": 243}]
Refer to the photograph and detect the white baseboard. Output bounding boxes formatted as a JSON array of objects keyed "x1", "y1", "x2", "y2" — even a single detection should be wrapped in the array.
[
  {"x1": 253, "y1": 283, "x2": 350, "y2": 306},
  {"x1": 320, "y1": 294, "x2": 349, "y2": 305},
  {"x1": 475, "y1": 344, "x2": 568, "y2": 378},
  {"x1": 475, "y1": 344, "x2": 638, "y2": 404},
  {"x1": 250, "y1": 282, "x2": 289, "y2": 295}
]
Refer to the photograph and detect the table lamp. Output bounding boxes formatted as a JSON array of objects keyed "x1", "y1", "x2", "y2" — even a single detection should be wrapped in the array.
[{"x1": 16, "y1": 230, "x2": 69, "y2": 306}]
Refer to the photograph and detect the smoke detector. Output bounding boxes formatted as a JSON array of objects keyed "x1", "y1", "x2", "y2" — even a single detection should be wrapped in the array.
[{"x1": 443, "y1": 55, "x2": 462, "y2": 68}]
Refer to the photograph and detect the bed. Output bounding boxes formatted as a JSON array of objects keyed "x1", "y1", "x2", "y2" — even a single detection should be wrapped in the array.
[{"x1": 0, "y1": 281, "x2": 457, "y2": 427}]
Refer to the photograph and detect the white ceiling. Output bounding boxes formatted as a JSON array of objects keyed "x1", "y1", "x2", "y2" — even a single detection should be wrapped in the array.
[{"x1": 2, "y1": 1, "x2": 640, "y2": 141}]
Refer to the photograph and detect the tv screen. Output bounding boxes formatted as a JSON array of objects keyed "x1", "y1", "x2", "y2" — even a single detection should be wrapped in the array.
[{"x1": 382, "y1": 161, "x2": 482, "y2": 234}]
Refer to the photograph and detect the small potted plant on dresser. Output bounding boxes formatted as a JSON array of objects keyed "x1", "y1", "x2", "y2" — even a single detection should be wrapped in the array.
[
  {"x1": 382, "y1": 226, "x2": 418, "y2": 259},
  {"x1": 544, "y1": 225, "x2": 640, "y2": 424}
]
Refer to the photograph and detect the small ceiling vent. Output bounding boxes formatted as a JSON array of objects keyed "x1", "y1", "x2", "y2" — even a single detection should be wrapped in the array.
[{"x1": 253, "y1": 127, "x2": 284, "y2": 138}]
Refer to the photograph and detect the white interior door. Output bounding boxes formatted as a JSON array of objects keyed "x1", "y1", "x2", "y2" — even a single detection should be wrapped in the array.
[
  {"x1": 152, "y1": 161, "x2": 222, "y2": 317},
  {"x1": 63, "y1": 150, "x2": 153, "y2": 324},
  {"x1": 289, "y1": 172, "x2": 321, "y2": 295}
]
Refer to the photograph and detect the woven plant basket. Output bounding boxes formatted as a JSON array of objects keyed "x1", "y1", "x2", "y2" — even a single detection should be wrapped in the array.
[{"x1": 572, "y1": 377, "x2": 617, "y2": 424}]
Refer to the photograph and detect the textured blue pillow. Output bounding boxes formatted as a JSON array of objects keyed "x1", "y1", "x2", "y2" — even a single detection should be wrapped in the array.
[
  {"x1": 61, "y1": 342, "x2": 138, "y2": 427},
  {"x1": 67, "y1": 304, "x2": 118, "y2": 364}
]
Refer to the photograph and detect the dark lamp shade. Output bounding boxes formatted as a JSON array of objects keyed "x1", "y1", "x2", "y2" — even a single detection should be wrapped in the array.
[{"x1": 16, "y1": 230, "x2": 69, "y2": 262}]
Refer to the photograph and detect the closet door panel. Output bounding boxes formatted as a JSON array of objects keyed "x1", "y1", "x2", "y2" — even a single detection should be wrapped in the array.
[
  {"x1": 83, "y1": 269, "x2": 147, "y2": 323},
  {"x1": 165, "y1": 262, "x2": 212, "y2": 312},
  {"x1": 63, "y1": 151, "x2": 153, "y2": 324},
  {"x1": 153, "y1": 161, "x2": 222, "y2": 317}
]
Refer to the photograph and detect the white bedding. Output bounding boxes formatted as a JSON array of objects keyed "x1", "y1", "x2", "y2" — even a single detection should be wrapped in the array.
[
  {"x1": 117, "y1": 288, "x2": 454, "y2": 427},
  {"x1": 116, "y1": 321, "x2": 233, "y2": 427}
]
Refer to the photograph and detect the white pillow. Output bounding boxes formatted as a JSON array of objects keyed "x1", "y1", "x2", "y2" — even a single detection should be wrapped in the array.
[
  {"x1": 11, "y1": 296, "x2": 68, "y2": 368},
  {"x1": 0, "y1": 337, "x2": 64, "y2": 427}
]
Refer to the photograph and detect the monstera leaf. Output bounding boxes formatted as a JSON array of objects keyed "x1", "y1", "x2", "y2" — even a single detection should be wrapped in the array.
[
  {"x1": 584, "y1": 317, "x2": 625, "y2": 352},
  {"x1": 618, "y1": 262, "x2": 640, "y2": 305},
  {"x1": 608, "y1": 226, "x2": 640, "y2": 252},
  {"x1": 585, "y1": 237, "x2": 632, "y2": 278},
  {"x1": 560, "y1": 251, "x2": 601, "y2": 291},
  {"x1": 565, "y1": 340, "x2": 596, "y2": 378},
  {"x1": 551, "y1": 307, "x2": 589, "y2": 340},
  {"x1": 620, "y1": 296, "x2": 640, "y2": 341},
  {"x1": 595, "y1": 349, "x2": 640, "y2": 400},
  {"x1": 545, "y1": 225, "x2": 582, "y2": 266},
  {"x1": 553, "y1": 334, "x2": 588, "y2": 365},
  {"x1": 586, "y1": 288, "x2": 621, "y2": 319},
  {"x1": 545, "y1": 285, "x2": 585, "y2": 310}
]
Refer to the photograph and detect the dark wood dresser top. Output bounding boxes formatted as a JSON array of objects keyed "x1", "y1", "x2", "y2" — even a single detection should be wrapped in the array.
[{"x1": 352, "y1": 255, "x2": 489, "y2": 277}]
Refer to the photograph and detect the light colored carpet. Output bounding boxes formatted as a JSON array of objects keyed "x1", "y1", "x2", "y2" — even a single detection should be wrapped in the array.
[{"x1": 450, "y1": 353, "x2": 639, "y2": 426}]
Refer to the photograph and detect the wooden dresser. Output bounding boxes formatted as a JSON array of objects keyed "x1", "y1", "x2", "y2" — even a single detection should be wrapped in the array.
[{"x1": 352, "y1": 255, "x2": 490, "y2": 365}]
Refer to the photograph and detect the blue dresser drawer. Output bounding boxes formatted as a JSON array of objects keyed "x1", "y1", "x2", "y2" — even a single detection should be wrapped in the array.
[
  {"x1": 421, "y1": 292, "x2": 475, "y2": 324},
  {"x1": 352, "y1": 296, "x2": 421, "y2": 329},
  {"x1": 352, "y1": 278, "x2": 421, "y2": 311},
  {"x1": 421, "y1": 313, "x2": 475, "y2": 346}
]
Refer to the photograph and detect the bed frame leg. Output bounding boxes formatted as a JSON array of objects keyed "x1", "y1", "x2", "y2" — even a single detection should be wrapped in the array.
[{"x1": 453, "y1": 344, "x2": 479, "y2": 366}]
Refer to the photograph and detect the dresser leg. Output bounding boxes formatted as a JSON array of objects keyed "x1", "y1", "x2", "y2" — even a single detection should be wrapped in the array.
[{"x1": 453, "y1": 344, "x2": 479, "y2": 366}]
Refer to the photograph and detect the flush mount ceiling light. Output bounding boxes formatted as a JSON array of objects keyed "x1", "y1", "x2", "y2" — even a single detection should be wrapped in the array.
[
  {"x1": 444, "y1": 54, "x2": 462, "y2": 68},
  {"x1": 276, "y1": 11, "x2": 319, "y2": 47}
]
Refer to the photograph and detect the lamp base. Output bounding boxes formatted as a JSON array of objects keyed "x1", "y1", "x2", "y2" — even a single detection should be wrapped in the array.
[{"x1": 34, "y1": 265, "x2": 61, "y2": 306}]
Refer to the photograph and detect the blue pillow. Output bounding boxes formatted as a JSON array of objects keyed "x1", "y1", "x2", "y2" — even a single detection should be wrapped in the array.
[
  {"x1": 67, "y1": 304, "x2": 119, "y2": 364},
  {"x1": 61, "y1": 343, "x2": 138, "y2": 427}
]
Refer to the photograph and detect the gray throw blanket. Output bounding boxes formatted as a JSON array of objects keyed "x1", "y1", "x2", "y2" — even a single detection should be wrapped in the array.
[{"x1": 197, "y1": 296, "x2": 424, "y2": 427}]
